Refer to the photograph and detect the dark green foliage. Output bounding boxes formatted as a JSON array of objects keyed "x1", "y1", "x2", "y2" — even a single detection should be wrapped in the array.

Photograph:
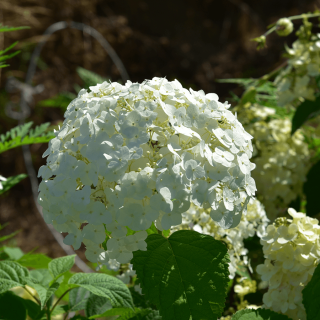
[
  {"x1": 132, "y1": 230, "x2": 230, "y2": 320},
  {"x1": 302, "y1": 264, "x2": 320, "y2": 320},
  {"x1": 291, "y1": 94, "x2": 320, "y2": 135},
  {"x1": 303, "y1": 160, "x2": 320, "y2": 216},
  {"x1": 68, "y1": 273, "x2": 134, "y2": 310},
  {"x1": 232, "y1": 308, "x2": 292, "y2": 320}
]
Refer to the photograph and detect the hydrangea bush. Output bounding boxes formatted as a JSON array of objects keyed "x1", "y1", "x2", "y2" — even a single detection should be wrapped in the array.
[
  {"x1": 257, "y1": 208, "x2": 320, "y2": 320},
  {"x1": 37, "y1": 77, "x2": 256, "y2": 265},
  {"x1": 235, "y1": 103, "x2": 311, "y2": 220}
]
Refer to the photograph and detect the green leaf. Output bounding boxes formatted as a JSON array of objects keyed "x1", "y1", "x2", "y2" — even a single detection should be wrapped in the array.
[
  {"x1": 116, "y1": 308, "x2": 161, "y2": 320},
  {"x1": 48, "y1": 254, "x2": 76, "y2": 280},
  {"x1": 302, "y1": 263, "x2": 320, "y2": 320},
  {"x1": 131, "y1": 230, "x2": 230, "y2": 320},
  {"x1": 76, "y1": 67, "x2": 108, "y2": 89},
  {"x1": 0, "y1": 229, "x2": 20, "y2": 243},
  {"x1": 29, "y1": 281, "x2": 60, "y2": 309},
  {"x1": 0, "y1": 41, "x2": 18, "y2": 56},
  {"x1": 304, "y1": 160, "x2": 320, "y2": 216},
  {"x1": 0, "y1": 261, "x2": 29, "y2": 293},
  {"x1": 17, "y1": 253, "x2": 52, "y2": 269},
  {"x1": 0, "y1": 291, "x2": 27, "y2": 320},
  {"x1": 2, "y1": 246, "x2": 24, "y2": 260},
  {"x1": 51, "y1": 304, "x2": 69, "y2": 316},
  {"x1": 89, "y1": 307, "x2": 137, "y2": 319},
  {"x1": 162, "y1": 229, "x2": 170, "y2": 238},
  {"x1": 0, "y1": 174, "x2": 27, "y2": 195},
  {"x1": 37, "y1": 92, "x2": 76, "y2": 110},
  {"x1": 55, "y1": 271, "x2": 73, "y2": 301},
  {"x1": 291, "y1": 95, "x2": 320, "y2": 135},
  {"x1": 68, "y1": 273, "x2": 134, "y2": 310},
  {"x1": 146, "y1": 222, "x2": 159, "y2": 236},
  {"x1": 126, "y1": 226, "x2": 137, "y2": 236},
  {"x1": 231, "y1": 308, "x2": 292, "y2": 320},
  {"x1": 85, "y1": 294, "x2": 112, "y2": 317},
  {"x1": 0, "y1": 122, "x2": 54, "y2": 154},
  {"x1": 69, "y1": 315, "x2": 89, "y2": 320},
  {"x1": 30, "y1": 269, "x2": 53, "y2": 287},
  {"x1": 69, "y1": 287, "x2": 91, "y2": 312},
  {"x1": 129, "y1": 287, "x2": 154, "y2": 310},
  {"x1": 0, "y1": 25, "x2": 30, "y2": 33},
  {"x1": 23, "y1": 299, "x2": 43, "y2": 320}
]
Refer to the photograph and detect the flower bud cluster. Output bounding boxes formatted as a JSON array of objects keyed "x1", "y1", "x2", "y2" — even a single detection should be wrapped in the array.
[
  {"x1": 256, "y1": 208, "x2": 320, "y2": 320},
  {"x1": 274, "y1": 18, "x2": 320, "y2": 106},
  {"x1": 38, "y1": 77, "x2": 256, "y2": 264},
  {"x1": 236, "y1": 103, "x2": 311, "y2": 221},
  {"x1": 171, "y1": 198, "x2": 269, "y2": 279}
]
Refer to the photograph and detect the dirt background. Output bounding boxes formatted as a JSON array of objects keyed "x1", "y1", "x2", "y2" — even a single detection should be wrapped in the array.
[{"x1": 0, "y1": 0, "x2": 318, "y2": 262}]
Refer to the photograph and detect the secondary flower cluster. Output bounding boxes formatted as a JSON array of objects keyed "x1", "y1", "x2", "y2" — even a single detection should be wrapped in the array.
[
  {"x1": 256, "y1": 208, "x2": 320, "y2": 320},
  {"x1": 38, "y1": 77, "x2": 256, "y2": 264},
  {"x1": 236, "y1": 103, "x2": 310, "y2": 221},
  {"x1": 171, "y1": 198, "x2": 269, "y2": 279},
  {"x1": 274, "y1": 17, "x2": 320, "y2": 106}
]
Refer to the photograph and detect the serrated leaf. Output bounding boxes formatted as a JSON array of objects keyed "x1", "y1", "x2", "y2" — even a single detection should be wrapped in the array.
[
  {"x1": 2, "y1": 246, "x2": 24, "y2": 260},
  {"x1": 131, "y1": 230, "x2": 230, "y2": 320},
  {"x1": 0, "y1": 261, "x2": 29, "y2": 293},
  {"x1": 48, "y1": 254, "x2": 76, "y2": 280},
  {"x1": 85, "y1": 294, "x2": 112, "y2": 317},
  {"x1": 17, "y1": 253, "x2": 52, "y2": 269},
  {"x1": 30, "y1": 269, "x2": 53, "y2": 287},
  {"x1": 0, "y1": 174, "x2": 27, "y2": 195},
  {"x1": 0, "y1": 291, "x2": 27, "y2": 320},
  {"x1": 89, "y1": 307, "x2": 138, "y2": 319},
  {"x1": 119, "y1": 308, "x2": 162, "y2": 320},
  {"x1": 69, "y1": 287, "x2": 91, "y2": 312},
  {"x1": 304, "y1": 160, "x2": 320, "y2": 216},
  {"x1": 291, "y1": 95, "x2": 320, "y2": 135},
  {"x1": 231, "y1": 308, "x2": 292, "y2": 320},
  {"x1": 28, "y1": 281, "x2": 60, "y2": 309},
  {"x1": 302, "y1": 263, "x2": 320, "y2": 320},
  {"x1": 68, "y1": 273, "x2": 134, "y2": 310}
]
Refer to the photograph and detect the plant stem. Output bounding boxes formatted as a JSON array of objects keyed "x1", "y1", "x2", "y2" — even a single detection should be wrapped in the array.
[
  {"x1": 50, "y1": 288, "x2": 72, "y2": 316},
  {"x1": 263, "y1": 12, "x2": 320, "y2": 38}
]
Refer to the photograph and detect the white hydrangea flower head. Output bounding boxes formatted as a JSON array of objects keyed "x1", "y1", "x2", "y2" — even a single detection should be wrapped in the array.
[
  {"x1": 38, "y1": 77, "x2": 256, "y2": 265},
  {"x1": 235, "y1": 103, "x2": 311, "y2": 221},
  {"x1": 171, "y1": 198, "x2": 268, "y2": 279},
  {"x1": 256, "y1": 208, "x2": 320, "y2": 320}
]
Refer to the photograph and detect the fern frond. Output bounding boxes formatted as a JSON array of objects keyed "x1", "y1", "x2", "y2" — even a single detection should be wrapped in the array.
[
  {"x1": 0, "y1": 174, "x2": 27, "y2": 195},
  {"x1": 0, "y1": 122, "x2": 54, "y2": 154}
]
